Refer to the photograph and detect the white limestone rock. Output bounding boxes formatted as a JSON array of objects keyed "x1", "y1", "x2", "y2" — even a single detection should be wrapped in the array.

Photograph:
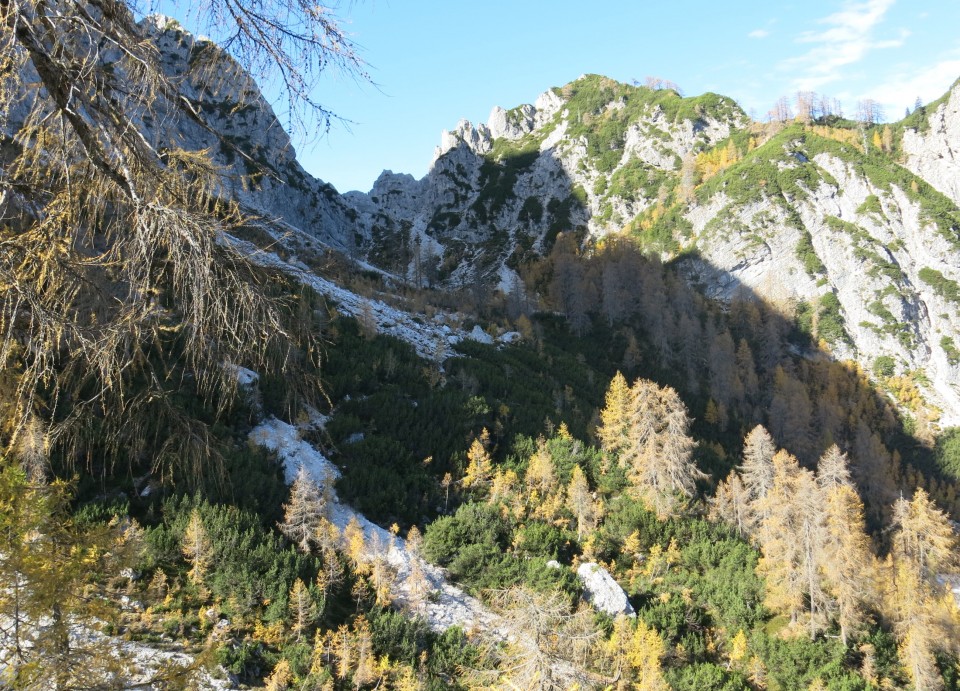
[
  {"x1": 577, "y1": 562, "x2": 635, "y2": 616},
  {"x1": 903, "y1": 81, "x2": 960, "y2": 205},
  {"x1": 467, "y1": 324, "x2": 495, "y2": 345},
  {"x1": 487, "y1": 104, "x2": 536, "y2": 140},
  {"x1": 135, "y1": 17, "x2": 358, "y2": 250}
]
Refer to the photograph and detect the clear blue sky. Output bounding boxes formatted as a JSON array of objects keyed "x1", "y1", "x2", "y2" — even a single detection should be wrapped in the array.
[{"x1": 159, "y1": 1, "x2": 960, "y2": 193}]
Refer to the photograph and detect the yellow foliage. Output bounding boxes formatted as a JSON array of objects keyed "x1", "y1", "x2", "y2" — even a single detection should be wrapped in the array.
[
  {"x1": 887, "y1": 374, "x2": 925, "y2": 411},
  {"x1": 344, "y1": 516, "x2": 369, "y2": 575},
  {"x1": 462, "y1": 433, "x2": 494, "y2": 489},
  {"x1": 489, "y1": 469, "x2": 518, "y2": 505},
  {"x1": 623, "y1": 530, "x2": 642, "y2": 560},
  {"x1": 626, "y1": 619, "x2": 669, "y2": 691},
  {"x1": 254, "y1": 620, "x2": 286, "y2": 647},
  {"x1": 264, "y1": 659, "x2": 292, "y2": 691},
  {"x1": 729, "y1": 629, "x2": 749, "y2": 665},
  {"x1": 809, "y1": 125, "x2": 863, "y2": 152},
  {"x1": 695, "y1": 140, "x2": 741, "y2": 182}
]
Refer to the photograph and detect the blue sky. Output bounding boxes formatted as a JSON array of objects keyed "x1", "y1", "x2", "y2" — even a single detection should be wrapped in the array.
[{"x1": 157, "y1": 1, "x2": 960, "y2": 193}]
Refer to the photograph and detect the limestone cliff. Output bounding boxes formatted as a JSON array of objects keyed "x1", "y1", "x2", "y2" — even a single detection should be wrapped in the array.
[{"x1": 128, "y1": 20, "x2": 960, "y2": 423}]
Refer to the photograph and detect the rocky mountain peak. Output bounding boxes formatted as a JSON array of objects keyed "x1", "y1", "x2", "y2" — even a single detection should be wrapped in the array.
[{"x1": 118, "y1": 27, "x2": 960, "y2": 423}]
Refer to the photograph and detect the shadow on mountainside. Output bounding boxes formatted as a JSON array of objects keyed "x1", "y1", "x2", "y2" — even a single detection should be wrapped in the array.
[{"x1": 514, "y1": 237, "x2": 954, "y2": 530}]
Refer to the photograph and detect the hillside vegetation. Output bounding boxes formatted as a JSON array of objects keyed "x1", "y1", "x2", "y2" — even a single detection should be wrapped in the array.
[{"x1": 1, "y1": 3, "x2": 959, "y2": 690}]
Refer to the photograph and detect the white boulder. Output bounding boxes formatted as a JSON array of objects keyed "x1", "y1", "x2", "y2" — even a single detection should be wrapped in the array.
[{"x1": 577, "y1": 562, "x2": 635, "y2": 616}]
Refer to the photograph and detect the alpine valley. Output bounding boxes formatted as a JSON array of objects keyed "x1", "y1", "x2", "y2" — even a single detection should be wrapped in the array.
[{"x1": 2, "y1": 9, "x2": 960, "y2": 691}]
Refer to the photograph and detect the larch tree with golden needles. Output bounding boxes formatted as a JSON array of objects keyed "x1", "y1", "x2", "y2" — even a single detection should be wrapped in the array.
[
  {"x1": 182, "y1": 507, "x2": 213, "y2": 586},
  {"x1": 889, "y1": 489, "x2": 959, "y2": 691},
  {"x1": 816, "y1": 445, "x2": 877, "y2": 647},
  {"x1": 755, "y1": 450, "x2": 827, "y2": 634},
  {"x1": 0, "y1": 462, "x2": 146, "y2": 688},
  {"x1": 738, "y1": 424, "x2": 777, "y2": 540},
  {"x1": 598, "y1": 371, "x2": 632, "y2": 456},
  {"x1": 0, "y1": 0, "x2": 364, "y2": 480},
  {"x1": 600, "y1": 374, "x2": 703, "y2": 517},
  {"x1": 461, "y1": 429, "x2": 494, "y2": 491},
  {"x1": 405, "y1": 525, "x2": 431, "y2": 612},
  {"x1": 626, "y1": 618, "x2": 671, "y2": 691},
  {"x1": 821, "y1": 482, "x2": 877, "y2": 646},
  {"x1": 279, "y1": 463, "x2": 327, "y2": 552},
  {"x1": 709, "y1": 470, "x2": 751, "y2": 537},
  {"x1": 566, "y1": 464, "x2": 596, "y2": 540},
  {"x1": 525, "y1": 437, "x2": 557, "y2": 496},
  {"x1": 477, "y1": 585, "x2": 601, "y2": 691},
  {"x1": 601, "y1": 614, "x2": 669, "y2": 691},
  {"x1": 288, "y1": 577, "x2": 317, "y2": 642},
  {"x1": 314, "y1": 517, "x2": 344, "y2": 603}
]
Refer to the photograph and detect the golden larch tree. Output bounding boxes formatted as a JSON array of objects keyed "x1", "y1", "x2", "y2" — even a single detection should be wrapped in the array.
[
  {"x1": 279, "y1": 463, "x2": 327, "y2": 552},
  {"x1": 182, "y1": 508, "x2": 213, "y2": 586},
  {"x1": 600, "y1": 374, "x2": 704, "y2": 517},
  {"x1": 462, "y1": 431, "x2": 494, "y2": 490}
]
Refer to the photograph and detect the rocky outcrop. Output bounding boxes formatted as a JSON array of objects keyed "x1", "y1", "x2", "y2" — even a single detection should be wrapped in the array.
[
  {"x1": 682, "y1": 131, "x2": 960, "y2": 423},
  {"x1": 140, "y1": 16, "x2": 358, "y2": 251},
  {"x1": 902, "y1": 80, "x2": 960, "y2": 205},
  {"x1": 343, "y1": 76, "x2": 744, "y2": 291},
  {"x1": 130, "y1": 24, "x2": 960, "y2": 421},
  {"x1": 576, "y1": 562, "x2": 635, "y2": 616}
]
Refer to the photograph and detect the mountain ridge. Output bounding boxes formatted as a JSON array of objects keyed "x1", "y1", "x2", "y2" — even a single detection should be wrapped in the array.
[
  {"x1": 132, "y1": 17, "x2": 960, "y2": 425},
  {"x1": 343, "y1": 74, "x2": 960, "y2": 425}
]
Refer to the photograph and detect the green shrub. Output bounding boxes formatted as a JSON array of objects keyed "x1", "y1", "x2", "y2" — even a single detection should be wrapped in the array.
[
  {"x1": 919, "y1": 267, "x2": 960, "y2": 304},
  {"x1": 857, "y1": 194, "x2": 883, "y2": 215},
  {"x1": 942, "y1": 336, "x2": 960, "y2": 366},
  {"x1": 873, "y1": 355, "x2": 896, "y2": 378},
  {"x1": 796, "y1": 231, "x2": 826, "y2": 276},
  {"x1": 817, "y1": 292, "x2": 851, "y2": 346},
  {"x1": 934, "y1": 427, "x2": 960, "y2": 481}
]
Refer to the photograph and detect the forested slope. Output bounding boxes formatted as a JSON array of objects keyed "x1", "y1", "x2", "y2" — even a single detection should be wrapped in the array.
[{"x1": 0, "y1": 3, "x2": 958, "y2": 690}]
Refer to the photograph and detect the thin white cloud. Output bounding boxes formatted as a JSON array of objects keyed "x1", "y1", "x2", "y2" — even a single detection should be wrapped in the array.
[
  {"x1": 783, "y1": 0, "x2": 904, "y2": 91},
  {"x1": 866, "y1": 56, "x2": 960, "y2": 117},
  {"x1": 748, "y1": 28, "x2": 770, "y2": 39}
]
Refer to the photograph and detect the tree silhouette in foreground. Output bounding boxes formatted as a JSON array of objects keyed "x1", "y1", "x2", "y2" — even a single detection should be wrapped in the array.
[{"x1": 0, "y1": 0, "x2": 363, "y2": 479}]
